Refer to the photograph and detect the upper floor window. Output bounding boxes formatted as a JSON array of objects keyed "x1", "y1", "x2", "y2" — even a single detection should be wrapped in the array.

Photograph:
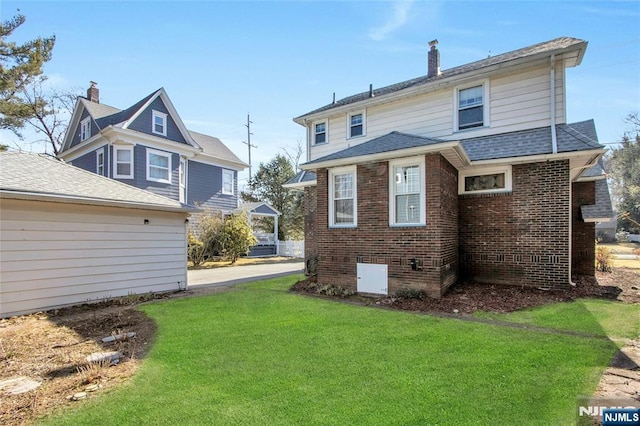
[
  {"x1": 152, "y1": 110, "x2": 167, "y2": 136},
  {"x1": 348, "y1": 112, "x2": 365, "y2": 138},
  {"x1": 314, "y1": 122, "x2": 327, "y2": 145},
  {"x1": 459, "y1": 166, "x2": 512, "y2": 195},
  {"x1": 457, "y1": 84, "x2": 485, "y2": 130},
  {"x1": 96, "y1": 147, "x2": 105, "y2": 176},
  {"x1": 147, "y1": 148, "x2": 171, "y2": 184},
  {"x1": 80, "y1": 117, "x2": 91, "y2": 141},
  {"x1": 329, "y1": 166, "x2": 357, "y2": 227},
  {"x1": 114, "y1": 146, "x2": 134, "y2": 179},
  {"x1": 222, "y1": 169, "x2": 234, "y2": 195},
  {"x1": 389, "y1": 157, "x2": 425, "y2": 226}
]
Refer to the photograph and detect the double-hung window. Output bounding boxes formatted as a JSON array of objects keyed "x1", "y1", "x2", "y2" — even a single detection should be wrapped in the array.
[
  {"x1": 152, "y1": 110, "x2": 167, "y2": 136},
  {"x1": 457, "y1": 84, "x2": 485, "y2": 130},
  {"x1": 222, "y1": 169, "x2": 234, "y2": 195},
  {"x1": 96, "y1": 148, "x2": 105, "y2": 176},
  {"x1": 389, "y1": 157, "x2": 425, "y2": 226},
  {"x1": 329, "y1": 166, "x2": 357, "y2": 227},
  {"x1": 314, "y1": 122, "x2": 327, "y2": 145},
  {"x1": 146, "y1": 149, "x2": 171, "y2": 184},
  {"x1": 348, "y1": 112, "x2": 365, "y2": 138},
  {"x1": 80, "y1": 117, "x2": 91, "y2": 141},
  {"x1": 114, "y1": 146, "x2": 134, "y2": 179}
]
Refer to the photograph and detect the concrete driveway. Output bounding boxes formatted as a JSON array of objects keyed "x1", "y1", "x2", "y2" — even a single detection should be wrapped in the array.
[{"x1": 187, "y1": 260, "x2": 304, "y2": 288}]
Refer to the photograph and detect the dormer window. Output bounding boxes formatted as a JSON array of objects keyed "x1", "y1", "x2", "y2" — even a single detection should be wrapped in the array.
[
  {"x1": 152, "y1": 110, "x2": 167, "y2": 136},
  {"x1": 80, "y1": 117, "x2": 91, "y2": 141}
]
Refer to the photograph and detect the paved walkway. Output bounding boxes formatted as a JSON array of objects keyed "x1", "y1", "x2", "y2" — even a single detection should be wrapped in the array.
[{"x1": 187, "y1": 261, "x2": 304, "y2": 288}]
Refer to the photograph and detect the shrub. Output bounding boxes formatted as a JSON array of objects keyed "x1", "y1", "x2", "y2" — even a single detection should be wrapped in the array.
[
  {"x1": 187, "y1": 211, "x2": 225, "y2": 266},
  {"x1": 615, "y1": 230, "x2": 631, "y2": 243},
  {"x1": 315, "y1": 284, "x2": 354, "y2": 297},
  {"x1": 219, "y1": 212, "x2": 257, "y2": 264},
  {"x1": 595, "y1": 245, "x2": 613, "y2": 272},
  {"x1": 395, "y1": 288, "x2": 426, "y2": 300}
]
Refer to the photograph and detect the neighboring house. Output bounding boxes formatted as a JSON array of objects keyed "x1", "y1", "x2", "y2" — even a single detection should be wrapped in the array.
[
  {"x1": 0, "y1": 151, "x2": 198, "y2": 318},
  {"x1": 58, "y1": 83, "x2": 248, "y2": 215},
  {"x1": 285, "y1": 37, "x2": 612, "y2": 298}
]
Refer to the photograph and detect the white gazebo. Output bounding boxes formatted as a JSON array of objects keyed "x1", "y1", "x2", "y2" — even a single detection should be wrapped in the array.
[{"x1": 233, "y1": 202, "x2": 281, "y2": 256}]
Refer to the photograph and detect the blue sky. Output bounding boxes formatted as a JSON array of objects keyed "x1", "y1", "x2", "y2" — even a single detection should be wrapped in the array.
[{"x1": 2, "y1": 1, "x2": 639, "y2": 186}]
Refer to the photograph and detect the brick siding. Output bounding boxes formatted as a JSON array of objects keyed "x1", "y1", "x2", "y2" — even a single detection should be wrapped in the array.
[
  {"x1": 572, "y1": 181, "x2": 596, "y2": 276},
  {"x1": 459, "y1": 160, "x2": 571, "y2": 289},
  {"x1": 310, "y1": 154, "x2": 458, "y2": 298}
]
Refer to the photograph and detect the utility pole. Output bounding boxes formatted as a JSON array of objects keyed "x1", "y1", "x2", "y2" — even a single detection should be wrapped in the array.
[{"x1": 242, "y1": 113, "x2": 257, "y2": 182}]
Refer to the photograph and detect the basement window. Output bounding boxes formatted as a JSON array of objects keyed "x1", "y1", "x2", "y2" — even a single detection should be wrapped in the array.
[{"x1": 459, "y1": 166, "x2": 512, "y2": 194}]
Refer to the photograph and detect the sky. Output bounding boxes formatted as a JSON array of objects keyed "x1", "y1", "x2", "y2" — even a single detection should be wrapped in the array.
[{"x1": 2, "y1": 0, "x2": 639, "y2": 187}]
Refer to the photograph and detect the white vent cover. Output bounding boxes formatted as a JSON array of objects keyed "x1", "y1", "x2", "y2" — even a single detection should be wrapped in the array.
[{"x1": 356, "y1": 263, "x2": 388, "y2": 295}]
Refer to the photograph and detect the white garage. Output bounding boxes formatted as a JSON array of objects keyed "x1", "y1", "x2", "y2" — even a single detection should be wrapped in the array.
[{"x1": 0, "y1": 151, "x2": 197, "y2": 318}]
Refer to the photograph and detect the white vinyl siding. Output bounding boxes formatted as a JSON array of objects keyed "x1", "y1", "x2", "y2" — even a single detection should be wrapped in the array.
[
  {"x1": 0, "y1": 199, "x2": 188, "y2": 318},
  {"x1": 222, "y1": 169, "x2": 234, "y2": 195},
  {"x1": 152, "y1": 110, "x2": 167, "y2": 136},
  {"x1": 146, "y1": 148, "x2": 172, "y2": 184},
  {"x1": 114, "y1": 146, "x2": 134, "y2": 179},
  {"x1": 308, "y1": 64, "x2": 561, "y2": 162},
  {"x1": 329, "y1": 166, "x2": 357, "y2": 227},
  {"x1": 389, "y1": 157, "x2": 425, "y2": 226}
]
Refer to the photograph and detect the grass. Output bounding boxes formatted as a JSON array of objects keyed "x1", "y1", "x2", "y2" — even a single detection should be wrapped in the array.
[
  {"x1": 42, "y1": 275, "x2": 621, "y2": 425},
  {"x1": 475, "y1": 299, "x2": 640, "y2": 344}
]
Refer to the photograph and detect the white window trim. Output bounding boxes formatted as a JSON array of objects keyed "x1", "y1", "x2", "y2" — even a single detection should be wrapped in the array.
[
  {"x1": 458, "y1": 165, "x2": 512, "y2": 195},
  {"x1": 222, "y1": 169, "x2": 235, "y2": 195},
  {"x1": 453, "y1": 80, "x2": 490, "y2": 133},
  {"x1": 328, "y1": 165, "x2": 357, "y2": 228},
  {"x1": 113, "y1": 146, "x2": 134, "y2": 179},
  {"x1": 80, "y1": 117, "x2": 91, "y2": 141},
  {"x1": 96, "y1": 147, "x2": 105, "y2": 176},
  {"x1": 146, "y1": 148, "x2": 172, "y2": 184},
  {"x1": 179, "y1": 158, "x2": 187, "y2": 203},
  {"x1": 313, "y1": 120, "x2": 328, "y2": 145},
  {"x1": 152, "y1": 110, "x2": 168, "y2": 136},
  {"x1": 347, "y1": 110, "x2": 366, "y2": 139},
  {"x1": 389, "y1": 156, "x2": 426, "y2": 227}
]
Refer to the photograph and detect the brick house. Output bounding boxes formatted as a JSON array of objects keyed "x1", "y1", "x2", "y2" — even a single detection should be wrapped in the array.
[{"x1": 285, "y1": 37, "x2": 612, "y2": 298}]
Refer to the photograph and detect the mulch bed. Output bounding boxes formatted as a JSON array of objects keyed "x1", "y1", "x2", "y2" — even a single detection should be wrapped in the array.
[{"x1": 291, "y1": 268, "x2": 640, "y2": 315}]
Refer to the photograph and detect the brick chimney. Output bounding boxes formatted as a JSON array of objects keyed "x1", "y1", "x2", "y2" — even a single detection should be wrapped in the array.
[
  {"x1": 427, "y1": 40, "x2": 440, "y2": 78},
  {"x1": 87, "y1": 81, "x2": 99, "y2": 103}
]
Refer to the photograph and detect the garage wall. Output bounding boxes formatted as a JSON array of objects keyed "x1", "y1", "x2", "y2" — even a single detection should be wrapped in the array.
[{"x1": 0, "y1": 199, "x2": 188, "y2": 317}]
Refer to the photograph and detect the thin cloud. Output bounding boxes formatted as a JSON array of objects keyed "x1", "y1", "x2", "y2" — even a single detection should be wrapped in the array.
[{"x1": 369, "y1": 1, "x2": 414, "y2": 41}]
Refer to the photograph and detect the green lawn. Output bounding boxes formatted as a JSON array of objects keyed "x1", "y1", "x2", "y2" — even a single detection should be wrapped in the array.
[{"x1": 42, "y1": 275, "x2": 621, "y2": 425}]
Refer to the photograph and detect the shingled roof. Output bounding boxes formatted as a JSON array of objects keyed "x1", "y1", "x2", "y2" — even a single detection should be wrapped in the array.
[
  {"x1": 296, "y1": 37, "x2": 586, "y2": 120},
  {"x1": 0, "y1": 151, "x2": 197, "y2": 212}
]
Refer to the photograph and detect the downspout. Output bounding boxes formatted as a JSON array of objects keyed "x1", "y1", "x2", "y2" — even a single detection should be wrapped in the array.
[
  {"x1": 304, "y1": 119, "x2": 311, "y2": 163},
  {"x1": 550, "y1": 54, "x2": 558, "y2": 154}
]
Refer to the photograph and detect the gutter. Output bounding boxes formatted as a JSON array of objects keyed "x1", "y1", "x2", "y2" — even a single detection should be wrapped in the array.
[{"x1": 550, "y1": 54, "x2": 558, "y2": 154}]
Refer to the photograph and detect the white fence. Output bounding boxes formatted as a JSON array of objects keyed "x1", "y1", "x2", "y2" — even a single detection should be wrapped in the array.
[{"x1": 278, "y1": 240, "x2": 304, "y2": 258}]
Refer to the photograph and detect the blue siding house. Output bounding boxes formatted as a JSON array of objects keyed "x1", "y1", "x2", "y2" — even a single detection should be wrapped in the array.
[{"x1": 59, "y1": 83, "x2": 248, "y2": 213}]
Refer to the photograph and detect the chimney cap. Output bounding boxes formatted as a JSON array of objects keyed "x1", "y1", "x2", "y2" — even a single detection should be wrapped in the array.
[{"x1": 428, "y1": 39, "x2": 438, "y2": 49}]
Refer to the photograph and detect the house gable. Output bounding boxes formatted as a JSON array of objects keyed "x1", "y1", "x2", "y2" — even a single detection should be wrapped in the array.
[{"x1": 127, "y1": 96, "x2": 189, "y2": 144}]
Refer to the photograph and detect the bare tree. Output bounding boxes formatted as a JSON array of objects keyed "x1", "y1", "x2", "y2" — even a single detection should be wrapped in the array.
[
  {"x1": 280, "y1": 138, "x2": 305, "y2": 171},
  {"x1": 21, "y1": 75, "x2": 81, "y2": 155}
]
